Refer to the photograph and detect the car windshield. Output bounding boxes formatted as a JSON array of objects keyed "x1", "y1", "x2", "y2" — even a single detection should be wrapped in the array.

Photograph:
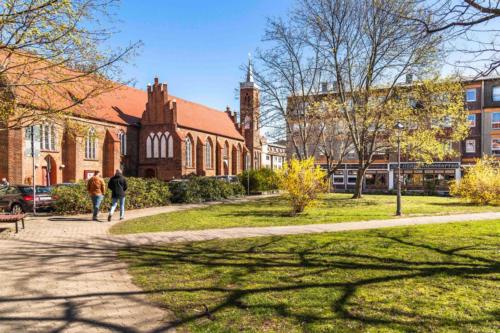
[{"x1": 19, "y1": 186, "x2": 52, "y2": 194}]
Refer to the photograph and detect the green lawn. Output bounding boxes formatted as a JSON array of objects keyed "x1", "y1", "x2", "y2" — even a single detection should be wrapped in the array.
[
  {"x1": 110, "y1": 193, "x2": 500, "y2": 234},
  {"x1": 120, "y1": 220, "x2": 500, "y2": 332}
]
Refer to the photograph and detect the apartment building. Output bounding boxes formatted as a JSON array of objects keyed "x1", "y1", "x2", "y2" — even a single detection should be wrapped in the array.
[{"x1": 286, "y1": 76, "x2": 500, "y2": 193}]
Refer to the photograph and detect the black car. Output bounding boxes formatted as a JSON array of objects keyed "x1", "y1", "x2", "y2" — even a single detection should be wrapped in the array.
[{"x1": 0, "y1": 185, "x2": 55, "y2": 213}]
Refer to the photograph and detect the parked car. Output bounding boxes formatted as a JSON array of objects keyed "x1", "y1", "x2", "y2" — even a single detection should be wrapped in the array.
[
  {"x1": 213, "y1": 175, "x2": 239, "y2": 183},
  {"x1": 0, "y1": 185, "x2": 55, "y2": 213}
]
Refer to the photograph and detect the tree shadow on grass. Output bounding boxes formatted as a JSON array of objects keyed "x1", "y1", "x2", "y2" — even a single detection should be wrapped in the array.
[{"x1": 120, "y1": 233, "x2": 500, "y2": 332}]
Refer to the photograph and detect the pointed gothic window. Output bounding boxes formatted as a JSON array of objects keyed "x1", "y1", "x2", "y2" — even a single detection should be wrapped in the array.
[
  {"x1": 85, "y1": 128, "x2": 97, "y2": 160},
  {"x1": 118, "y1": 130, "x2": 127, "y2": 155},
  {"x1": 152, "y1": 134, "x2": 159, "y2": 158},
  {"x1": 146, "y1": 134, "x2": 153, "y2": 158},
  {"x1": 205, "y1": 140, "x2": 212, "y2": 168},
  {"x1": 168, "y1": 135, "x2": 173, "y2": 158},
  {"x1": 185, "y1": 137, "x2": 193, "y2": 167},
  {"x1": 160, "y1": 134, "x2": 167, "y2": 158},
  {"x1": 244, "y1": 115, "x2": 251, "y2": 129}
]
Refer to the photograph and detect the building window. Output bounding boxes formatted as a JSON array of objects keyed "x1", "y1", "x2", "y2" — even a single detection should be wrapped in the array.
[
  {"x1": 185, "y1": 137, "x2": 193, "y2": 167},
  {"x1": 467, "y1": 114, "x2": 476, "y2": 127},
  {"x1": 466, "y1": 88, "x2": 476, "y2": 102},
  {"x1": 85, "y1": 128, "x2": 97, "y2": 160},
  {"x1": 333, "y1": 171, "x2": 344, "y2": 184},
  {"x1": 347, "y1": 170, "x2": 357, "y2": 184},
  {"x1": 146, "y1": 135, "x2": 152, "y2": 158},
  {"x1": 205, "y1": 140, "x2": 213, "y2": 168},
  {"x1": 493, "y1": 86, "x2": 500, "y2": 102},
  {"x1": 492, "y1": 112, "x2": 500, "y2": 129},
  {"x1": 244, "y1": 115, "x2": 251, "y2": 130},
  {"x1": 40, "y1": 123, "x2": 56, "y2": 151},
  {"x1": 118, "y1": 131, "x2": 126, "y2": 155},
  {"x1": 223, "y1": 143, "x2": 229, "y2": 159},
  {"x1": 146, "y1": 132, "x2": 173, "y2": 159},
  {"x1": 236, "y1": 147, "x2": 240, "y2": 170},
  {"x1": 465, "y1": 139, "x2": 476, "y2": 153},
  {"x1": 492, "y1": 138, "x2": 500, "y2": 155}
]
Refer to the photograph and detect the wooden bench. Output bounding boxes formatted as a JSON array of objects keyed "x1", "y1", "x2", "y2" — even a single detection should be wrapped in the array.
[{"x1": 0, "y1": 214, "x2": 26, "y2": 233}]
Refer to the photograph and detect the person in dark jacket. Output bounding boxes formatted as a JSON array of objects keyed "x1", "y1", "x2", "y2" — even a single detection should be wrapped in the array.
[{"x1": 107, "y1": 169, "x2": 128, "y2": 221}]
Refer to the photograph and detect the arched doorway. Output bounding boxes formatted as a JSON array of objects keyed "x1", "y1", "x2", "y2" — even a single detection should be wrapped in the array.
[
  {"x1": 43, "y1": 155, "x2": 57, "y2": 186},
  {"x1": 144, "y1": 168, "x2": 156, "y2": 178}
]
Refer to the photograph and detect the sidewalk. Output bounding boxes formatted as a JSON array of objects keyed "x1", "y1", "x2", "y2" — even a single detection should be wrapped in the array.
[{"x1": 113, "y1": 211, "x2": 500, "y2": 246}]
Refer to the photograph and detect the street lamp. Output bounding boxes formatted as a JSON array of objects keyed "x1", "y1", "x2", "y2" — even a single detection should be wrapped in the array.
[{"x1": 394, "y1": 121, "x2": 404, "y2": 216}]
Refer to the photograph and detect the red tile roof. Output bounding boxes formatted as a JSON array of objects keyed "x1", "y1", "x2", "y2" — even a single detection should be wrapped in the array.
[
  {"x1": 2, "y1": 52, "x2": 244, "y2": 140},
  {"x1": 88, "y1": 86, "x2": 244, "y2": 140}
]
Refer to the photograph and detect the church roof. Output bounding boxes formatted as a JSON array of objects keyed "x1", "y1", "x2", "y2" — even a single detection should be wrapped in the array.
[{"x1": 2, "y1": 51, "x2": 244, "y2": 140}]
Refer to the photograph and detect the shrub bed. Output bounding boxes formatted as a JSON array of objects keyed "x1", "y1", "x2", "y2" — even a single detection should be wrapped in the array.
[
  {"x1": 52, "y1": 177, "x2": 171, "y2": 214},
  {"x1": 169, "y1": 176, "x2": 245, "y2": 203},
  {"x1": 238, "y1": 168, "x2": 279, "y2": 193}
]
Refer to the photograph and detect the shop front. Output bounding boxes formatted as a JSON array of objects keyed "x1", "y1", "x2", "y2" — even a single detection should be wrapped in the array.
[
  {"x1": 389, "y1": 162, "x2": 461, "y2": 194},
  {"x1": 328, "y1": 163, "x2": 389, "y2": 192}
]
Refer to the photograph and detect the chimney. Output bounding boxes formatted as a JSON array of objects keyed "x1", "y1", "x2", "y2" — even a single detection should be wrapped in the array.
[{"x1": 405, "y1": 74, "x2": 413, "y2": 84}]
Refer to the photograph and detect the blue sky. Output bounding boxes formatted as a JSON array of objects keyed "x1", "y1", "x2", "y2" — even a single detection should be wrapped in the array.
[{"x1": 109, "y1": 0, "x2": 290, "y2": 112}]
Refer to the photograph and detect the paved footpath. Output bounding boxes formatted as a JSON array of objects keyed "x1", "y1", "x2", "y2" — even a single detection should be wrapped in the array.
[{"x1": 0, "y1": 198, "x2": 499, "y2": 333}]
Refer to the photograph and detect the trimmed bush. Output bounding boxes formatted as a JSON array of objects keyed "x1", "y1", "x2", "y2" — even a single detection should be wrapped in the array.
[
  {"x1": 52, "y1": 177, "x2": 171, "y2": 214},
  {"x1": 238, "y1": 168, "x2": 279, "y2": 193},
  {"x1": 450, "y1": 156, "x2": 500, "y2": 205},
  {"x1": 169, "y1": 176, "x2": 245, "y2": 203}
]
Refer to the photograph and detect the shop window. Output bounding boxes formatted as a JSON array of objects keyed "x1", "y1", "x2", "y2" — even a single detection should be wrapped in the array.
[
  {"x1": 333, "y1": 171, "x2": 344, "y2": 184},
  {"x1": 365, "y1": 173, "x2": 387, "y2": 188},
  {"x1": 465, "y1": 140, "x2": 476, "y2": 153},
  {"x1": 466, "y1": 88, "x2": 476, "y2": 102},
  {"x1": 347, "y1": 170, "x2": 357, "y2": 184},
  {"x1": 467, "y1": 114, "x2": 476, "y2": 127}
]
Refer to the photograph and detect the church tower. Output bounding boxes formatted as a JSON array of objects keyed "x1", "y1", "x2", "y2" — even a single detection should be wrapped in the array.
[{"x1": 240, "y1": 57, "x2": 262, "y2": 169}]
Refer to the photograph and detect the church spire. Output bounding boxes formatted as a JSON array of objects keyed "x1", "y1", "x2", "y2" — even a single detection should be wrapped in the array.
[
  {"x1": 246, "y1": 53, "x2": 254, "y2": 83},
  {"x1": 241, "y1": 53, "x2": 257, "y2": 89}
]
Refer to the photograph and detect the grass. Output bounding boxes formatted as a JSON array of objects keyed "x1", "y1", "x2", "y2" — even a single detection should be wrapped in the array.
[
  {"x1": 110, "y1": 193, "x2": 500, "y2": 234},
  {"x1": 120, "y1": 220, "x2": 500, "y2": 332}
]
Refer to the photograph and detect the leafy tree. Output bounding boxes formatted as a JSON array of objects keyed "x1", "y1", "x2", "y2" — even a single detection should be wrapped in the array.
[
  {"x1": 277, "y1": 158, "x2": 327, "y2": 215},
  {"x1": 0, "y1": 0, "x2": 140, "y2": 129},
  {"x1": 450, "y1": 156, "x2": 500, "y2": 205}
]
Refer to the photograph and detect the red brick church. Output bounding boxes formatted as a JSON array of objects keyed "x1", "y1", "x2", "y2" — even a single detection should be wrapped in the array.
[{"x1": 0, "y1": 55, "x2": 264, "y2": 185}]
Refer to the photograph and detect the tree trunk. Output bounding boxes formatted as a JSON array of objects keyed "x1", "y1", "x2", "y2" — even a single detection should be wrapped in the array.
[{"x1": 352, "y1": 166, "x2": 366, "y2": 199}]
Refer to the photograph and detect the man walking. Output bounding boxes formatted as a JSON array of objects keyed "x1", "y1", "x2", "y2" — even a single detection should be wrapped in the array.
[
  {"x1": 107, "y1": 169, "x2": 128, "y2": 221},
  {"x1": 87, "y1": 171, "x2": 105, "y2": 221}
]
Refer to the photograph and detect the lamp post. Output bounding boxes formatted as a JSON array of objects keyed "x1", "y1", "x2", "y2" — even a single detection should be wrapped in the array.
[{"x1": 394, "y1": 121, "x2": 404, "y2": 216}]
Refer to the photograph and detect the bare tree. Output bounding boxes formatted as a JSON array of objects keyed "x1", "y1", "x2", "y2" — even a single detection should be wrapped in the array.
[
  {"x1": 0, "y1": 0, "x2": 141, "y2": 129},
  {"x1": 296, "y1": 0, "x2": 451, "y2": 198},
  {"x1": 396, "y1": 1, "x2": 500, "y2": 76},
  {"x1": 252, "y1": 18, "x2": 326, "y2": 160}
]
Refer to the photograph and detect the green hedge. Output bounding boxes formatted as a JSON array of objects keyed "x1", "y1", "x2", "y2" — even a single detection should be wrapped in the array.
[
  {"x1": 238, "y1": 168, "x2": 279, "y2": 193},
  {"x1": 169, "y1": 176, "x2": 245, "y2": 203},
  {"x1": 52, "y1": 177, "x2": 171, "y2": 214}
]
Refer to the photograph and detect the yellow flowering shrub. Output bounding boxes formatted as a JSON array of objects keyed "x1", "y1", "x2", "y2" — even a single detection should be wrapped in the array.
[
  {"x1": 450, "y1": 157, "x2": 500, "y2": 205},
  {"x1": 277, "y1": 158, "x2": 328, "y2": 214}
]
